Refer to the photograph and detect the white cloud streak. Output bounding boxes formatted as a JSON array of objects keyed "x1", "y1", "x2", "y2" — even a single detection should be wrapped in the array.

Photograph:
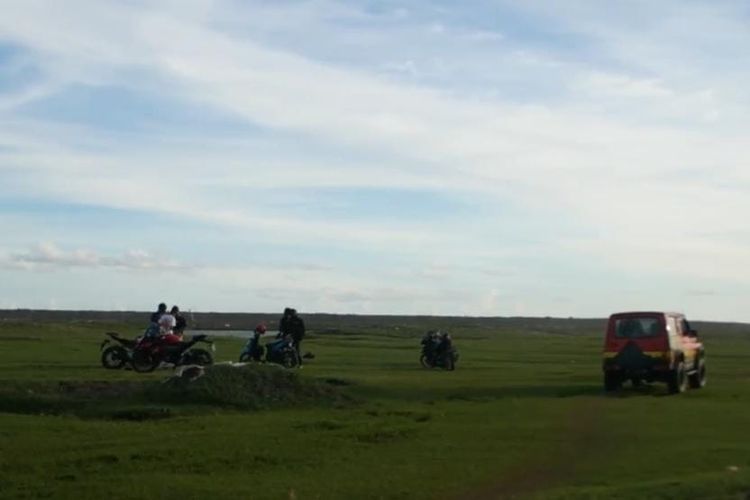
[{"x1": 2, "y1": 242, "x2": 186, "y2": 271}]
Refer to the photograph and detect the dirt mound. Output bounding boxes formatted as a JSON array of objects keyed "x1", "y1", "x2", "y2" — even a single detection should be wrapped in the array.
[
  {"x1": 151, "y1": 364, "x2": 348, "y2": 409},
  {"x1": 0, "y1": 366, "x2": 349, "y2": 418}
]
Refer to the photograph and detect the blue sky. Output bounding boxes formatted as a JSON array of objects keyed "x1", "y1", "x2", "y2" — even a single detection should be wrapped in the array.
[{"x1": 1, "y1": 0, "x2": 749, "y2": 320}]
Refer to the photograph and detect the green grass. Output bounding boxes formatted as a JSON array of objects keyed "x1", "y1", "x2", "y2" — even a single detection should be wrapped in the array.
[{"x1": 0, "y1": 320, "x2": 749, "y2": 499}]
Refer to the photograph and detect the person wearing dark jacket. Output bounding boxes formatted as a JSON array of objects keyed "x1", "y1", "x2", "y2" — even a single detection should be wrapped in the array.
[
  {"x1": 435, "y1": 331, "x2": 453, "y2": 356},
  {"x1": 278, "y1": 307, "x2": 292, "y2": 337},
  {"x1": 150, "y1": 303, "x2": 167, "y2": 324},
  {"x1": 279, "y1": 308, "x2": 305, "y2": 366},
  {"x1": 288, "y1": 309, "x2": 306, "y2": 365},
  {"x1": 171, "y1": 305, "x2": 187, "y2": 337}
]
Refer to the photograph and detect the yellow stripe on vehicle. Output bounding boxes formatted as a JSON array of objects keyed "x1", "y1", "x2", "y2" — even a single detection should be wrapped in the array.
[{"x1": 603, "y1": 351, "x2": 669, "y2": 359}]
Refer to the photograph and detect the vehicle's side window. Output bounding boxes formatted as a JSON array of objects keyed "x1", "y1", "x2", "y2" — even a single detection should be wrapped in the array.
[
  {"x1": 682, "y1": 319, "x2": 691, "y2": 335},
  {"x1": 674, "y1": 317, "x2": 683, "y2": 336},
  {"x1": 667, "y1": 317, "x2": 679, "y2": 336}
]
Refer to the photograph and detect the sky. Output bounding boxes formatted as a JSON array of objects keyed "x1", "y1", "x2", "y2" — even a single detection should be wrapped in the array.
[{"x1": 0, "y1": 0, "x2": 748, "y2": 320}]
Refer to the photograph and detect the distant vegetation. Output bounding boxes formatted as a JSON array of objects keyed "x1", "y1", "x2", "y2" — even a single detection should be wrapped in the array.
[
  {"x1": 0, "y1": 307, "x2": 611, "y2": 332},
  {"x1": 0, "y1": 309, "x2": 750, "y2": 342},
  {"x1": 1, "y1": 308, "x2": 745, "y2": 337}
]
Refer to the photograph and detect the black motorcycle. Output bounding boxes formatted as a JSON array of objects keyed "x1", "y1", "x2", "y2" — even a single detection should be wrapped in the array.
[
  {"x1": 100, "y1": 332, "x2": 138, "y2": 369},
  {"x1": 131, "y1": 334, "x2": 214, "y2": 373},
  {"x1": 263, "y1": 334, "x2": 299, "y2": 368},
  {"x1": 420, "y1": 331, "x2": 458, "y2": 371}
]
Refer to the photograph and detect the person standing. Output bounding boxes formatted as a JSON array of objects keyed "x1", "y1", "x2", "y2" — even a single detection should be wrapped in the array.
[
  {"x1": 286, "y1": 308, "x2": 306, "y2": 366},
  {"x1": 278, "y1": 307, "x2": 292, "y2": 337}
]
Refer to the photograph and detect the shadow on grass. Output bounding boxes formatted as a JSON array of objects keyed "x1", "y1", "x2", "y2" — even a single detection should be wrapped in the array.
[
  {"x1": 604, "y1": 382, "x2": 677, "y2": 398},
  {"x1": 356, "y1": 383, "x2": 604, "y2": 402},
  {"x1": 0, "y1": 381, "x2": 164, "y2": 419}
]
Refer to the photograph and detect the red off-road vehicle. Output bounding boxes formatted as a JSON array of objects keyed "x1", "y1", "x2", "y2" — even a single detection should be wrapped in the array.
[{"x1": 602, "y1": 311, "x2": 706, "y2": 394}]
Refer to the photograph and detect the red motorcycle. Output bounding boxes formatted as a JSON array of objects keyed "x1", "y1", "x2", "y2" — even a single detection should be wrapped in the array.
[{"x1": 131, "y1": 334, "x2": 214, "y2": 373}]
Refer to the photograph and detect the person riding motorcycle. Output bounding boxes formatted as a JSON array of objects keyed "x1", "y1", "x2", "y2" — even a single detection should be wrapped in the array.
[
  {"x1": 150, "y1": 303, "x2": 167, "y2": 324},
  {"x1": 420, "y1": 330, "x2": 458, "y2": 370},
  {"x1": 171, "y1": 305, "x2": 187, "y2": 338},
  {"x1": 435, "y1": 331, "x2": 453, "y2": 356},
  {"x1": 242, "y1": 323, "x2": 267, "y2": 362},
  {"x1": 144, "y1": 303, "x2": 167, "y2": 338},
  {"x1": 158, "y1": 313, "x2": 182, "y2": 346},
  {"x1": 421, "y1": 330, "x2": 441, "y2": 356}
]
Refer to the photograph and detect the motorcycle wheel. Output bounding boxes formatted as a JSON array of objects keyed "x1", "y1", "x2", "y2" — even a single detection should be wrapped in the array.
[
  {"x1": 420, "y1": 354, "x2": 432, "y2": 368},
  {"x1": 185, "y1": 349, "x2": 213, "y2": 366},
  {"x1": 239, "y1": 352, "x2": 252, "y2": 363},
  {"x1": 282, "y1": 351, "x2": 298, "y2": 369},
  {"x1": 101, "y1": 345, "x2": 128, "y2": 369},
  {"x1": 131, "y1": 350, "x2": 159, "y2": 373},
  {"x1": 443, "y1": 355, "x2": 455, "y2": 371}
]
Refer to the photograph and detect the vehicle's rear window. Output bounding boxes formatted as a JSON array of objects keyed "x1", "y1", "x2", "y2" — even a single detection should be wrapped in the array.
[{"x1": 614, "y1": 317, "x2": 662, "y2": 338}]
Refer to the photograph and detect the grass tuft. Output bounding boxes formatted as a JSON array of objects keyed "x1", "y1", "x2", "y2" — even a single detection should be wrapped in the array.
[{"x1": 149, "y1": 364, "x2": 348, "y2": 410}]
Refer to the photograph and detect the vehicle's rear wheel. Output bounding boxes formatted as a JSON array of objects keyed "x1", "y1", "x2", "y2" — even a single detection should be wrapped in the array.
[
  {"x1": 282, "y1": 351, "x2": 298, "y2": 369},
  {"x1": 420, "y1": 354, "x2": 432, "y2": 368},
  {"x1": 604, "y1": 371, "x2": 621, "y2": 392},
  {"x1": 443, "y1": 354, "x2": 455, "y2": 371},
  {"x1": 185, "y1": 349, "x2": 213, "y2": 366},
  {"x1": 688, "y1": 358, "x2": 707, "y2": 389},
  {"x1": 131, "y1": 350, "x2": 159, "y2": 373},
  {"x1": 667, "y1": 361, "x2": 688, "y2": 394},
  {"x1": 101, "y1": 345, "x2": 128, "y2": 369}
]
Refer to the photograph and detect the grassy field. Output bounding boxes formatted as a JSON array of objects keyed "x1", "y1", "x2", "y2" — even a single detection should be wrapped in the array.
[{"x1": 1, "y1": 320, "x2": 749, "y2": 499}]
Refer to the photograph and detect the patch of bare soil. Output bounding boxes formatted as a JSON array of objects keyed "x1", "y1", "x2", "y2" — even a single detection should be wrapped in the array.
[{"x1": 455, "y1": 399, "x2": 608, "y2": 500}]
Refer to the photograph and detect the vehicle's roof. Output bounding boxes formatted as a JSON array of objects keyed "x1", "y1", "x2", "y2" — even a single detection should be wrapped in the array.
[{"x1": 609, "y1": 311, "x2": 684, "y2": 317}]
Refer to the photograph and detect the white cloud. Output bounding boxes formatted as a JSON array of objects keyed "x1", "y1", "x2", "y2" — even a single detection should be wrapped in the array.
[
  {"x1": 465, "y1": 30, "x2": 504, "y2": 42},
  {"x1": 3, "y1": 242, "x2": 186, "y2": 271},
  {"x1": 578, "y1": 72, "x2": 674, "y2": 99}
]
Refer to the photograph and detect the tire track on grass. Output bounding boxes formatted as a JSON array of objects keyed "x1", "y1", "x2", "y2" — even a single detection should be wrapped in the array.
[{"x1": 455, "y1": 397, "x2": 608, "y2": 500}]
